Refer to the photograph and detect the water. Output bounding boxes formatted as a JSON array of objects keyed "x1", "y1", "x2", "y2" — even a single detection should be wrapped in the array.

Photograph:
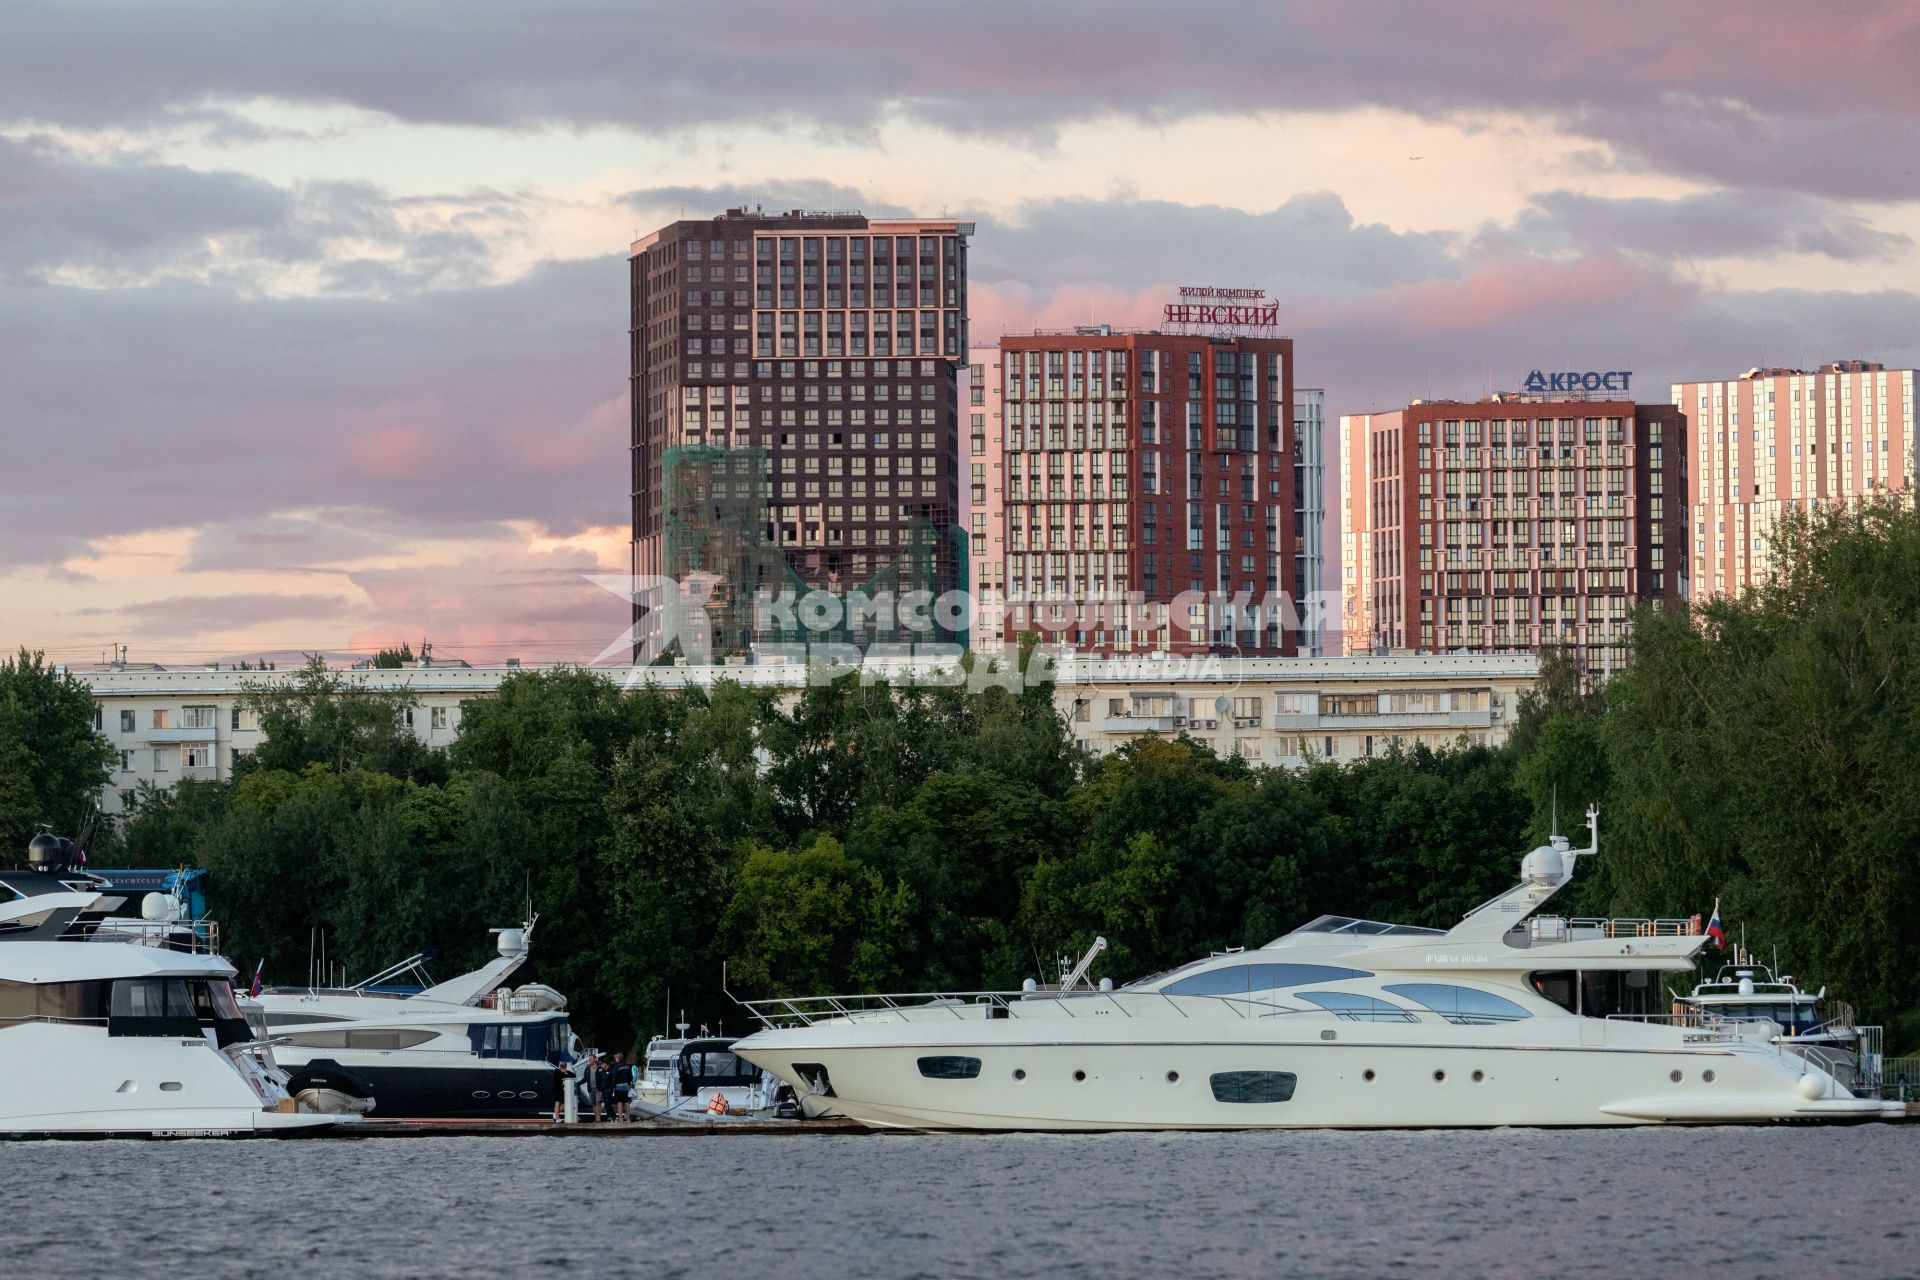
[{"x1": 13, "y1": 1127, "x2": 1919, "y2": 1278}]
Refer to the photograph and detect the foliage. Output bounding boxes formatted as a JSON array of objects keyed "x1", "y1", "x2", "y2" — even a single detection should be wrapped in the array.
[
  {"x1": 107, "y1": 505, "x2": 1920, "y2": 1047},
  {"x1": 238, "y1": 655, "x2": 445, "y2": 783},
  {"x1": 0, "y1": 648, "x2": 116, "y2": 853},
  {"x1": 370, "y1": 643, "x2": 416, "y2": 669}
]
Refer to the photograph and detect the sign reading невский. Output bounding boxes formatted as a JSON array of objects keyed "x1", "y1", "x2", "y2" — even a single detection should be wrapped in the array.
[
  {"x1": 1165, "y1": 286, "x2": 1279, "y2": 327},
  {"x1": 1523, "y1": 369, "x2": 1633, "y2": 393}
]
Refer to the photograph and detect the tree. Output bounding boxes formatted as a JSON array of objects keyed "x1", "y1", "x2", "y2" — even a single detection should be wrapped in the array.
[
  {"x1": 370, "y1": 642, "x2": 416, "y2": 669},
  {"x1": 1601, "y1": 497, "x2": 1920, "y2": 1024},
  {"x1": 0, "y1": 648, "x2": 116, "y2": 851},
  {"x1": 724, "y1": 835, "x2": 912, "y2": 995},
  {"x1": 239, "y1": 655, "x2": 444, "y2": 783}
]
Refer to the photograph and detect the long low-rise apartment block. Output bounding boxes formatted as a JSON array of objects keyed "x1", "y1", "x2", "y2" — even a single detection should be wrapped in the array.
[{"x1": 77, "y1": 653, "x2": 1539, "y2": 815}]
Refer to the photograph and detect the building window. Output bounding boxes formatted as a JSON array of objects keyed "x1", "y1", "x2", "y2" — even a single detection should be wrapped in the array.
[
  {"x1": 150, "y1": 710, "x2": 170, "y2": 730},
  {"x1": 430, "y1": 706, "x2": 449, "y2": 731},
  {"x1": 120, "y1": 710, "x2": 135, "y2": 734},
  {"x1": 231, "y1": 707, "x2": 259, "y2": 732},
  {"x1": 182, "y1": 705, "x2": 216, "y2": 730},
  {"x1": 182, "y1": 745, "x2": 213, "y2": 770}
]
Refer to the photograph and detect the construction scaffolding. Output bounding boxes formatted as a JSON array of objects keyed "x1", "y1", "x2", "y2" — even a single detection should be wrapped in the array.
[{"x1": 658, "y1": 445, "x2": 968, "y2": 658}]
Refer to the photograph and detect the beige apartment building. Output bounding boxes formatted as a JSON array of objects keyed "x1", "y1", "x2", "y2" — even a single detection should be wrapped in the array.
[
  {"x1": 79, "y1": 653, "x2": 1538, "y2": 816},
  {"x1": 1672, "y1": 360, "x2": 1917, "y2": 599}
]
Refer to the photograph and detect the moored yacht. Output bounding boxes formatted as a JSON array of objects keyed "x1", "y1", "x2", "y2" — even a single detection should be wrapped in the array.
[
  {"x1": 1678, "y1": 960, "x2": 1880, "y2": 1092},
  {"x1": 634, "y1": 1031, "x2": 782, "y2": 1120},
  {"x1": 0, "y1": 830, "x2": 340, "y2": 1137},
  {"x1": 255, "y1": 920, "x2": 573, "y2": 1118},
  {"x1": 733, "y1": 810, "x2": 1905, "y2": 1130}
]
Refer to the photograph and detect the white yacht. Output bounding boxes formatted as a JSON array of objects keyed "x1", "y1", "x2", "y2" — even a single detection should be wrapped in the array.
[
  {"x1": 634, "y1": 1032, "x2": 783, "y2": 1120},
  {"x1": 733, "y1": 810, "x2": 1905, "y2": 1130},
  {"x1": 255, "y1": 920, "x2": 573, "y2": 1118},
  {"x1": 0, "y1": 832, "x2": 340, "y2": 1138},
  {"x1": 1678, "y1": 960, "x2": 1881, "y2": 1093}
]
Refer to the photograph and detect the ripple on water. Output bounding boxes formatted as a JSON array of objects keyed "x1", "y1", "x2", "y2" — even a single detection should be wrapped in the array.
[{"x1": 5, "y1": 1127, "x2": 1919, "y2": 1279}]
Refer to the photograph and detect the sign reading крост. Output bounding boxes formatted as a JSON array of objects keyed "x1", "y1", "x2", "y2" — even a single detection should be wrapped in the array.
[
  {"x1": 1164, "y1": 286, "x2": 1279, "y2": 327},
  {"x1": 1523, "y1": 369, "x2": 1633, "y2": 393}
]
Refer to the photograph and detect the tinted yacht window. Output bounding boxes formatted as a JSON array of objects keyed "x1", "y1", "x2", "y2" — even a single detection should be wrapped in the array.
[
  {"x1": 1163, "y1": 963, "x2": 1371, "y2": 996},
  {"x1": 1383, "y1": 983, "x2": 1532, "y2": 1024},
  {"x1": 1297, "y1": 991, "x2": 1418, "y2": 1022}
]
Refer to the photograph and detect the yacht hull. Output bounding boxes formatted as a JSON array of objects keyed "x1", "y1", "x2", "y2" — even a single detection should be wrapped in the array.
[
  {"x1": 271, "y1": 1055, "x2": 560, "y2": 1118},
  {"x1": 0, "y1": 1023, "x2": 344, "y2": 1138},
  {"x1": 736, "y1": 1023, "x2": 1902, "y2": 1130}
]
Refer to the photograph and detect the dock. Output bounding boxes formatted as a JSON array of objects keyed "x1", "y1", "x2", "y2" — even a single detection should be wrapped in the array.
[{"x1": 338, "y1": 1117, "x2": 869, "y2": 1138}]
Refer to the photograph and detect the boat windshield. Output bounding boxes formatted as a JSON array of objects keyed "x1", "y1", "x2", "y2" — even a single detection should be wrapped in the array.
[
  {"x1": 1713, "y1": 1002, "x2": 1824, "y2": 1031},
  {"x1": 1284, "y1": 915, "x2": 1445, "y2": 938}
]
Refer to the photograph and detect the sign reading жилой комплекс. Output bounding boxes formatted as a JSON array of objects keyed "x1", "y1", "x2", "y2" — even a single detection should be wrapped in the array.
[
  {"x1": 1523, "y1": 369, "x2": 1633, "y2": 393},
  {"x1": 1164, "y1": 286, "x2": 1279, "y2": 327}
]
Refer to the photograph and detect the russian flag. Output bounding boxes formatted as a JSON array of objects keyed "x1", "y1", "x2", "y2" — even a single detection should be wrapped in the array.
[
  {"x1": 249, "y1": 959, "x2": 264, "y2": 998},
  {"x1": 1705, "y1": 901, "x2": 1725, "y2": 950}
]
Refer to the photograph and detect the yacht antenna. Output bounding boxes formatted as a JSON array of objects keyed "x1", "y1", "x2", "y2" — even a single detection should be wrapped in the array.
[{"x1": 1550, "y1": 785, "x2": 1559, "y2": 840}]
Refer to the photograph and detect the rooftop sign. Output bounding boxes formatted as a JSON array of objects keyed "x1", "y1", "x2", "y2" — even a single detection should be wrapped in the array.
[
  {"x1": 1524, "y1": 369, "x2": 1632, "y2": 394},
  {"x1": 1164, "y1": 286, "x2": 1279, "y2": 329}
]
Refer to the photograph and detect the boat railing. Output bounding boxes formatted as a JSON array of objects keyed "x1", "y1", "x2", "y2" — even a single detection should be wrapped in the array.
[
  {"x1": 739, "y1": 988, "x2": 1334, "y2": 1028},
  {"x1": 1528, "y1": 916, "x2": 1699, "y2": 942},
  {"x1": 59, "y1": 917, "x2": 222, "y2": 955}
]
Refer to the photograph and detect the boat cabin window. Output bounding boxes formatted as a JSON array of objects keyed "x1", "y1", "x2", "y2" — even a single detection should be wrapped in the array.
[
  {"x1": 1285, "y1": 915, "x2": 1444, "y2": 938},
  {"x1": 108, "y1": 977, "x2": 202, "y2": 1037},
  {"x1": 678, "y1": 1044, "x2": 760, "y2": 1090},
  {"x1": 1162, "y1": 963, "x2": 1373, "y2": 997},
  {"x1": 1528, "y1": 971, "x2": 1662, "y2": 1018},
  {"x1": 0, "y1": 977, "x2": 108, "y2": 1023},
  {"x1": 1716, "y1": 1003, "x2": 1820, "y2": 1031},
  {"x1": 1382, "y1": 983, "x2": 1532, "y2": 1024},
  {"x1": 917, "y1": 1056, "x2": 983, "y2": 1079},
  {"x1": 1296, "y1": 991, "x2": 1418, "y2": 1022},
  {"x1": 468, "y1": 1018, "x2": 567, "y2": 1061},
  {"x1": 1209, "y1": 1071, "x2": 1297, "y2": 1103},
  {"x1": 283, "y1": 1028, "x2": 441, "y2": 1051}
]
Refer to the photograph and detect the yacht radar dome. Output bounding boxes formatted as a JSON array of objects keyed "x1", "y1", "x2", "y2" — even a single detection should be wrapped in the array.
[
  {"x1": 140, "y1": 892, "x2": 184, "y2": 923},
  {"x1": 495, "y1": 928, "x2": 527, "y2": 959},
  {"x1": 1521, "y1": 845, "x2": 1563, "y2": 885}
]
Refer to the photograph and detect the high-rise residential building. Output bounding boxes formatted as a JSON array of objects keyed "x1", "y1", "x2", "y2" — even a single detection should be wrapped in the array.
[
  {"x1": 1672, "y1": 360, "x2": 1916, "y2": 599},
  {"x1": 966, "y1": 347, "x2": 1009, "y2": 652},
  {"x1": 1340, "y1": 395, "x2": 1686, "y2": 677},
  {"x1": 997, "y1": 326, "x2": 1299, "y2": 656},
  {"x1": 1293, "y1": 388, "x2": 1326, "y2": 656},
  {"x1": 629, "y1": 208, "x2": 972, "y2": 657}
]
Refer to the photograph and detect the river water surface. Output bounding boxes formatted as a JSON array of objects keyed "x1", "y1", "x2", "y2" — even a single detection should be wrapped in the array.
[{"x1": 14, "y1": 1127, "x2": 1918, "y2": 1278}]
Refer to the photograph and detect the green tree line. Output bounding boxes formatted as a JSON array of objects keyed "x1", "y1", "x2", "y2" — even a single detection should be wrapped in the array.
[{"x1": 10, "y1": 498, "x2": 1917, "y2": 1049}]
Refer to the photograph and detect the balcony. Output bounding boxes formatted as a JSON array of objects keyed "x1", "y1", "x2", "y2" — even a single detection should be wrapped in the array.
[
  {"x1": 1104, "y1": 714, "x2": 1179, "y2": 734},
  {"x1": 146, "y1": 726, "x2": 217, "y2": 744},
  {"x1": 1270, "y1": 709, "x2": 1493, "y2": 732}
]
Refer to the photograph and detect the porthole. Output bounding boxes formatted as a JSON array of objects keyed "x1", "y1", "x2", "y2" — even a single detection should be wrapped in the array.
[
  {"x1": 1362, "y1": 1069, "x2": 1376, "y2": 1082},
  {"x1": 1670, "y1": 1069, "x2": 1683, "y2": 1083},
  {"x1": 159, "y1": 1082, "x2": 183, "y2": 1092},
  {"x1": 1471, "y1": 1070, "x2": 1484, "y2": 1083},
  {"x1": 1702, "y1": 1069, "x2": 1716, "y2": 1084},
  {"x1": 1433, "y1": 1070, "x2": 1446, "y2": 1083},
  {"x1": 1072, "y1": 1069, "x2": 1087, "y2": 1083},
  {"x1": 1166, "y1": 1071, "x2": 1180, "y2": 1084},
  {"x1": 1012, "y1": 1068, "x2": 1026, "y2": 1081}
]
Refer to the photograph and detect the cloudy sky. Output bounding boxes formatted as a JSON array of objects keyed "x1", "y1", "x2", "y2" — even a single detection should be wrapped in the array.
[{"x1": 5, "y1": 1, "x2": 1919, "y2": 665}]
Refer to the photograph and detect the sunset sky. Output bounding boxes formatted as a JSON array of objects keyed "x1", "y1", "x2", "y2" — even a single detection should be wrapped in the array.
[{"x1": 5, "y1": 1, "x2": 1919, "y2": 665}]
